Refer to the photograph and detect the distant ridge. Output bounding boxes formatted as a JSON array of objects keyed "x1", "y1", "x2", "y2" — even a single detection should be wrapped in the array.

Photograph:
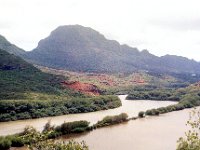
[
  {"x1": 1, "y1": 25, "x2": 200, "y2": 74},
  {"x1": 0, "y1": 35, "x2": 25, "y2": 57}
]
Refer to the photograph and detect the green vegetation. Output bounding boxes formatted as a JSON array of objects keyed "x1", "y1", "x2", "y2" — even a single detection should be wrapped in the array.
[
  {"x1": 32, "y1": 140, "x2": 88, "y2": 150},
  {"x1": 0, "y1": 48, "x2": 88, "y2": 100},
  {"x1": 138, "y1": 111, "x2": 145, "y2": 118},
  {"x1": 143, "y1": 93, "x2": 200, "y2": 117},
  {"x1": 94, "y1": 113, "x2": 128, "y2": 128},
  {"x1": 0, "y1": 137, "x2": 11, "y2": 150},
  {"x1": 56, "y1": 120, "x2": 90, "y2": 134},
  {"x1": 0, "y1": 113, "x2": 130, "y2": 149},
  {"x1": 0, "y1": 49, "x2": 122, "y2": 121},
  {"x1": 145, "y1": 109, "x2": 160, "y2": 116},
  {"x1": 39, "y1": 65, "x2": 200, "y2": 97},
  {"x1": 177, "y1": 109, "x2": 200, "y2": 150},
  {"x1": 0, "y1": 95, "x2": 121, "y2": 121},
  {"x1": 126, "y1": 89, "x2": 179, "y2": 101},
  {"x1": 127, "y1": 83, "x2": 200, "y2": 117},
  {"x1": 0, "y1": 120, "x2": 90, "y2": 150}
]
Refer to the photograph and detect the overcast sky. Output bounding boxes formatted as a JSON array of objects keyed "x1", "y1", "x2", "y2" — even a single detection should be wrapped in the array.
[{"x1": 0, "y1": 0, "x2": 200, "y2": 61}]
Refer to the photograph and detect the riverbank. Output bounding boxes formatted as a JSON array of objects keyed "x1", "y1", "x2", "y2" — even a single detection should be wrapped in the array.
[
  {"x1": 0, "y1": 95, "x2": 176, "y2": 136},
  {"x1": 7, "y1": 107, "x2": 197, "y2": 150},
  {"x1": 0, "y1": 95, "x2": 196, "y2": 149}
]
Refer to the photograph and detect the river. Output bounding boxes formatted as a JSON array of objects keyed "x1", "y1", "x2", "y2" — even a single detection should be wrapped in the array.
[
  {"x1": 0, "y1": 95, "x2": 176, "y2": 136},
  {"x1": 61, "y1": 108, "x2": 192, "y2": 150}
]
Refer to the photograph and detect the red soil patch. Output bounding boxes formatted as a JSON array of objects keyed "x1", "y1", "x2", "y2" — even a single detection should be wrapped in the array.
[
  {"x1": 62, "y1": 81, "x2": 101, "y2": 96},
  {"x1": 131, "y1": 75, "x2": 145, "y2": 84}
]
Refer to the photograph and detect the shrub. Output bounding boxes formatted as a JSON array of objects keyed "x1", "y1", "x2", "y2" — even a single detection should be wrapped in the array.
[
  {"x1": 72, "y1": 127, "x2": 86, "y2": 133},
  {"x1": 145, "y1": 109, "x2": 160, "y2": 116},
  {"x1": 145, "y1": 110, "x2": 153, "y2": 116},
  {"x1": 58, "y1": 120, "x2": 90, "y2": 134},
  {"x1": 154, "y1": 109, "x2": 160, "y2": 115},
  {"x1": 0, "y1": 137, "x2": 12, "y2": 150},
  {"x1": 31, "y1": 140, "x2": 88, "y2": 150},
  {"x1": 94, "y1": 113, "x2": 128, "y2": 128},
  {"x1": 175, "y1": 104, "x2": 185, "y2": 111},
  {"x1": 11, "y1": 137, "x2": 24, "y2": 147},
  {"x1": 43, "y1": 120, "x2": 54, "y2": 132},
  {"x1": 138, "y1": 111, "x2": 145, "y2": 118},
  {"x1": 47, "y1": 131, "x2": 61, "y2": 139},
  {"x1": 157, "y1": 107, "x2": 168, "y2": 114},
  {"x1": 177, "y1": 109, "x2": 200, "y2": 150}
]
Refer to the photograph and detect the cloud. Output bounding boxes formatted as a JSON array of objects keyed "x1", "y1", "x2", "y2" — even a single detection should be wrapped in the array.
[
  {"x1": 0, "y1": 22, "x2": 12, "y2": 29},
  {"x1": 150, "y1": 17, "x2": 200, "y2": 31},
  {"x1": 0, "y1": 0, "x2": 200, "y2": 60}
]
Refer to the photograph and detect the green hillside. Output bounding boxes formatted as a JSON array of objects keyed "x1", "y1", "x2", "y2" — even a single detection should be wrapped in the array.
[
  {"x1": 0, "y1": 49, "x2": 121, "y2": 121},
  {"x1": 0, "y1": 49, "x2": 70, "y2": 100}
]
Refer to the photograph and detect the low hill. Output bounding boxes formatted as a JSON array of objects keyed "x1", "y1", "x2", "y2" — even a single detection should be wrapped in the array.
[{"x1": 0, "y1": 49, "x2": 72, "y2": 100}]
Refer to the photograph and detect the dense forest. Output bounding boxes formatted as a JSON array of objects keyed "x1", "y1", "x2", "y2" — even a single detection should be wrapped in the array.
[{"x1": 0, "y1": 96, "x2": 121, "y2": 121}]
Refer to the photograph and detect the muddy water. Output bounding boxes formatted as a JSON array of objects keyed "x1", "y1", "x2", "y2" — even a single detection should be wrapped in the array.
[
  {"x1": 61, "y1": 108, "x2": 193, "y2": 150},
  {"x1": 0, "y1": 95, "x2": 176, "y2": 136}
]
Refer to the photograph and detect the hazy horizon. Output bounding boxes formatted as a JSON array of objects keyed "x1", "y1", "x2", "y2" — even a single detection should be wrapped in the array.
[{"x1": 0, "y1": 0, "x2": 200, "y2": 61}]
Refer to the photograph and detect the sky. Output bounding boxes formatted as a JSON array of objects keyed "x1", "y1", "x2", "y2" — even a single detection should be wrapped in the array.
[{"x1": 0, "y1": 0, "x2": 200, "y2": 61}]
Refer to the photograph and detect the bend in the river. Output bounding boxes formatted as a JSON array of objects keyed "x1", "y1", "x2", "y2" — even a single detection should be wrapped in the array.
[{"x1": 0, "y1": 95, "x2": 177, "y2": 136}]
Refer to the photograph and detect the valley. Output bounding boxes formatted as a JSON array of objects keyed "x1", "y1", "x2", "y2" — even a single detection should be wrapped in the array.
[{"x1": 0, "y1": 25, "x2": 200, "y2": 150}]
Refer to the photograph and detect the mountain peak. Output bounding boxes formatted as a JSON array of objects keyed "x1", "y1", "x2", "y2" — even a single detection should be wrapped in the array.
[
  {"x1": 12, "y1": 25, "x2": 200, "y2": 74},
  {"x1": 50, "y1": 24, "x2": 106, "y2": 40},
  {"x1": 141, "y1": 49, "x2": 150, "y2": 54}
]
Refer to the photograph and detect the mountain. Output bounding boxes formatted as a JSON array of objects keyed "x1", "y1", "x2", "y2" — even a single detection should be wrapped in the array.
[
  {"x1": 25, "y1": 25, "x2": 138, "y2": 73},
  {"x1": 25, "y1": 25, "x2": 167, "y2": 73},
  {"x1": 25, "y1": 25, "x2": 200, "y2": 74},
  {"x1": 160, "y1": 55, "x2": 200, "y2": 73},
  {"x1": 0, "y1": 35, "x2": 25, "y2": 56}
]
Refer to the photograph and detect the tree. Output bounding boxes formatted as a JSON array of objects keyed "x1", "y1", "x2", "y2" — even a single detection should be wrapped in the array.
[
  {"x1": 138, "y1": 111, "x2": 145, "y2": 118},
  {"x1": 43, "y1": 120, "x2": 54, "y2": 132},
  {"x1": 177, "y1": 108, "x2": 200, "y2": 150}
]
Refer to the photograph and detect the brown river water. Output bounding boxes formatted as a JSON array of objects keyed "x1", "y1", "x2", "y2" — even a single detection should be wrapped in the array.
[
  {"x1": 61, "y1": 108, "x2": 192, "y2": 150},
  {"x1": 0, "y1": 95, "x2": 176, "y2": 136},
  {"x1": 1, "y1": 95, "x2": 196, "y2": 150}
]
